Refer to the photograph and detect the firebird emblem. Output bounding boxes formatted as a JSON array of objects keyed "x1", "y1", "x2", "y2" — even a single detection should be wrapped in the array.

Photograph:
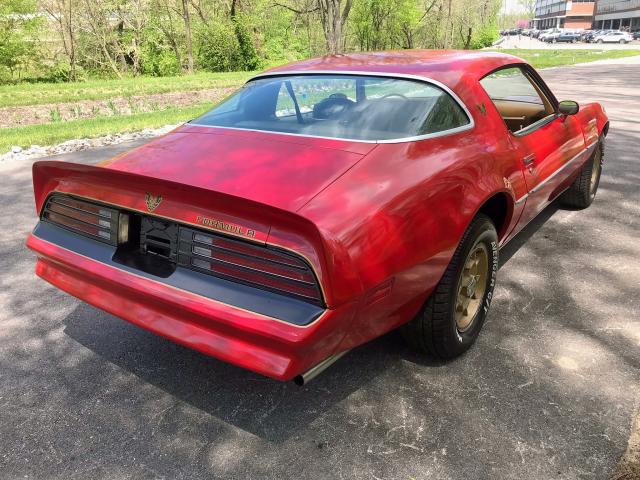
[{"x1": 145, "y1": 193, "x2": 162, "y2": 212}]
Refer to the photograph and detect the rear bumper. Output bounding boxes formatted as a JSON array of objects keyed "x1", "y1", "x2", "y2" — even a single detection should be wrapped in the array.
[{"x1": 26, "y1": 229, "x2": 357, "y2": 381}]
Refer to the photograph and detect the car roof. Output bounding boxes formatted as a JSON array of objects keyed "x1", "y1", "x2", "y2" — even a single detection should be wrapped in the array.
[{"x1": 256, "y1": 50, "x2": 527, "y2": 91}]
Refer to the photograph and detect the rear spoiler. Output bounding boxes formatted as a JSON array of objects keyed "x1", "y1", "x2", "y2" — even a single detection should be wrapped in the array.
[
  {"x1": 31, "y1": 160, "x2": 336, "y2": 301},
  {"x1": 34, "y1": 161, "x2": 304, "y2": 242}
]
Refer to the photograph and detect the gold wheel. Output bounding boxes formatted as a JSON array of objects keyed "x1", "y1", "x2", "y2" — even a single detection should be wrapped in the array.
[{"x1": 455, "y1": 243, "x2": 489, "y2": 332}]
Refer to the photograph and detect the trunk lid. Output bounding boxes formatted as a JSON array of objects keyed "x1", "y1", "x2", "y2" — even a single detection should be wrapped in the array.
[{"x1": 100, "y1": 126, "x2": 375, "y2": 213}]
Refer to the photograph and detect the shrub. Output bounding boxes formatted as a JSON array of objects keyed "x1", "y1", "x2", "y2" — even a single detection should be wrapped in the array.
[
  {"x1": 195, "y1": 21, "x2": 244, "y2": 72},
  {"x1": 140, "y1": 28, "x2": 181, "y2": 77},
  {"x1": 469, "y1": 25, "x2": 499, "y2": 49},
  {"x1": 42, "y1": 62, "x2": 88, "y2": 83},
  {"x1": 0, "y1": 0, "x2": 43, "y2": 82},
  {"x1": 233, "y1": 15, "x2": 261, "y2": 70}
]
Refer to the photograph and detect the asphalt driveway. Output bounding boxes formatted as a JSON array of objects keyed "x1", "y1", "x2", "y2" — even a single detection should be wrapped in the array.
[{"x1": 1, "y1": 58, "x2": 639, "y2": 480}]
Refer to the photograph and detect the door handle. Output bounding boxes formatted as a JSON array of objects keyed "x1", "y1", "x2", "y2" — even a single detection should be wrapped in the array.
[{"x1": 523, "y1": 154, "x2": 536, "y2": 166}]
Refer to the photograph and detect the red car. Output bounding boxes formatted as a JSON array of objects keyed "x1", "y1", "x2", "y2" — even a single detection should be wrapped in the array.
[{"x1": 27, "y1": 51, "x2": 608, "y2": 384}]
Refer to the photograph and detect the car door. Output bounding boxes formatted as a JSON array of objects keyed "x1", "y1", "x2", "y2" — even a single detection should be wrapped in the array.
[
  {"x1": 605, "y1": 33, "x2": 618, "y2": 43},
  {"x1": 480, "y1": 66, "x2": 585, "y2": 232},
  {"x1": 510, "y1": 112, "x2": 585, "y2": 229}
]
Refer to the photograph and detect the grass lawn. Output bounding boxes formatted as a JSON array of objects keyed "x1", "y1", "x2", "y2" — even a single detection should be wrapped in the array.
[
  {"x1": 0, "y1": 71, "x2": 253, "y2": 108},
  {"x1": 2, "y1": 49, "x2": 639, "y2": 153},
  {"x1": 3, "y1": 49, "x2": 639, "y2": 109},
  {"x1": 0, "y1": 103, "x2": 212, "y2": 152}
]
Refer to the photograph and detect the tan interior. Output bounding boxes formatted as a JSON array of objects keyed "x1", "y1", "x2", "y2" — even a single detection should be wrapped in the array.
[
  {"x1": 492, "y1": 99, "x2": 549, "y2": 132},
  {"x1": 481, "y1": 67, "x2": 556, "y2": 134}
]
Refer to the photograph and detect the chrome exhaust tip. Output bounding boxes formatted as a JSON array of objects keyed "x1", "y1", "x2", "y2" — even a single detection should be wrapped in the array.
[{"x1": 294, "y1": 350, "x2": 349, "y2": 386}]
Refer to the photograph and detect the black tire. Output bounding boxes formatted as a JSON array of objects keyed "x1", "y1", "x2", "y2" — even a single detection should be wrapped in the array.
[
  {"x1": 401, "y1": 214, "x2": 499, "y2": 359},
  {"x1": 560, "y1": 142, "x2": 603, "y2": 209}
]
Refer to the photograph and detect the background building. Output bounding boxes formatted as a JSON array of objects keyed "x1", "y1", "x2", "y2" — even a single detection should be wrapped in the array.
[
  {"x1": 593, "y1": 0, "x2": 640, "y2": 30},
  {"x1": 532, "y1": 0, "x2": 595, "y2": 29}
]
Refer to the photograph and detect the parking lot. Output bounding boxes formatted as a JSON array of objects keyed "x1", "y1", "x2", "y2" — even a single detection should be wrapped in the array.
[
  {"x1": 1, "y1": 58, "x2": 639, "y2": 479},
  {"x1": 496, "y1": 34, "x2": 640, "y2": 49}
]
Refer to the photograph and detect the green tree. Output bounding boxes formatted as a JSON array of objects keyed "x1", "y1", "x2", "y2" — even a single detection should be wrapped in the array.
[
  {"x1": 230, "y1": 3, "x2": 260, "y2": 70},
  {"x1": 0, "y1": 0, "x2": 42, "y2": 80},
  {"x1": 195, "y1": 20, "x2": 243, "y2": 72},
  {"x1": 1, "y1": 0, "x2": 505, "y2": 83}
]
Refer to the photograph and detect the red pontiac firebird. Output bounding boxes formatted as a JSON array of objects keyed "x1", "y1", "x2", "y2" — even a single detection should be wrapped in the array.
[{"x1": 27, "y1": 51, "x2": 608, "y2": 384}]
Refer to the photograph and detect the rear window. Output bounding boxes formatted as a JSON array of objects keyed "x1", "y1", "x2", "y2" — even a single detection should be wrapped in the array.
[{"x1": 192, "y1": 75, "x2": 471, "y2": 142}]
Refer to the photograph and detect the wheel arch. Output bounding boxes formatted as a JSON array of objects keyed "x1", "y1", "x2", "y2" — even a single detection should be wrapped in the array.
[{"x1": 474, "y1": 191, "x2": 514, "y2": 241}]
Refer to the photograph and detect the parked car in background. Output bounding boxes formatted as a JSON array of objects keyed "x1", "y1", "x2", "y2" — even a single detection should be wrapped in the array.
[
  {"x1": 554, "y1": 32, "x2": 581, "y2": 43},
  {"x1": 632, "y1": 31, "x2": 640, "y2": 40},
  {"x1": 581, "y1": 30, "x2": 599, "y2": 42},
  {"x1": 538, "y1": 29, "x2": 556, "y2": 41},
  {"x1": 595, "y1": 31, "x2": 633, "y2": 43},
  {"x1": 542, "y1": 28, "x2": 582, "y2": 43},
  {"x1": 530, "y1": 28, "x2": 541, "y2": 38},
  {"x1": 589, "y1": 30, "x2": 614, "y2": 42},
  {"x1": 542, "y1": 30, "x2": 563, "y2": 42}
]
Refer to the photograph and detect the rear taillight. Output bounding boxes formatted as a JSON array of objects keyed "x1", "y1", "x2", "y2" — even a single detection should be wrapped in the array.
[
  {"x1": 40, "y1": 194, "x2": 323, "y2": 305},
  {"x1": 42, "y1": 195, "x2": 126, "y2": 246},
  {"x1": 178, "y1": 227, "x2": 323, "y2": 305}
]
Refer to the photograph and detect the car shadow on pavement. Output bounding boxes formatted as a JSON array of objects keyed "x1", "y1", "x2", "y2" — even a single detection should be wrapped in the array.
[
  {"x1": 499, "y1": 202, "x2": 559, "y2": 268},
  {"x1": 61, "y1": 304, "x2": 426, "y2": 442}
]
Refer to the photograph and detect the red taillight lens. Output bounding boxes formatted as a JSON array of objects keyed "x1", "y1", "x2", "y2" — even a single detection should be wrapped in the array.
[
  {"x1": 179, "y1": 228, "x2": 323, "y2": 304},
  {"x1": 41, "y1": 195, "x2": 323, "y2": 305},
  {"x1": 42, "y1": 195, "x2": 121, "y2": 245}
]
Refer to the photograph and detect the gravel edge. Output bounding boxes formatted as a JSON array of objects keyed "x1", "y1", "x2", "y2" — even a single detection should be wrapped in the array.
[{"x1": 0, "y1": 123, "x2": 181, "y2": 162}]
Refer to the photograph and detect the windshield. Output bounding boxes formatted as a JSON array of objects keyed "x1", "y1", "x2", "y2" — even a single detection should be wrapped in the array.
[{"x1": 191, "y1": 75, "x2": 471, "y2": 142}]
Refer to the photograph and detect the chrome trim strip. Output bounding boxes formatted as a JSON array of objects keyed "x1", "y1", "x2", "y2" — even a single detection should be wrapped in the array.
[
  {"x1": 44, "y1": 209, "x2": 111, "y2": 233},
  {"x1": 51, "y1": 197, "x2": 115, "y2": 219},
  {"x1": 512, "y1": 114, "x2": 558, "y2": 137},
  {"x1": 190, "y1": 250, "x2": 317, "y2": 287},
  {"x1": 514, "y1": 193, "x2": 528, "y2": 205},
  {"x1": 189, "y1": 70, "x2": 475, "y2": 145},
  {"x1": 529, "y1": 144, "x2": 593, "y2": 195},
  {"x1": 513, "y1": 142, "x2": 596, "y2": 204},
  {"x1": 192, "y1": 235, "x2": 307, "y2": 270},
  {"x1": 188, "y1": 122, "x2": 474, "y2": 144}
]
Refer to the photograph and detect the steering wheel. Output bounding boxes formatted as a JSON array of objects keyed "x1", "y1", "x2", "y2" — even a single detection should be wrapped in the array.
[{"x1": 312, "y1": 96, "x2": 355, "y2": 120}]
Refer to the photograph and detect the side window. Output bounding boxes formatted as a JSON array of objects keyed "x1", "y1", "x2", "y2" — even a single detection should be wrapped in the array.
[
  {"x1": 363, "y1": 78, "x2": 469, "y2": 134},
  {"x1": 480, "y1": 67, "x2": 554, "y2": 134}
]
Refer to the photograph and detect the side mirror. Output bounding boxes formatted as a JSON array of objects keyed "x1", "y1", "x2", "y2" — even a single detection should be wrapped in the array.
[{"x1": 559, "y1": 100, "x2": 579, "y2": 116}]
